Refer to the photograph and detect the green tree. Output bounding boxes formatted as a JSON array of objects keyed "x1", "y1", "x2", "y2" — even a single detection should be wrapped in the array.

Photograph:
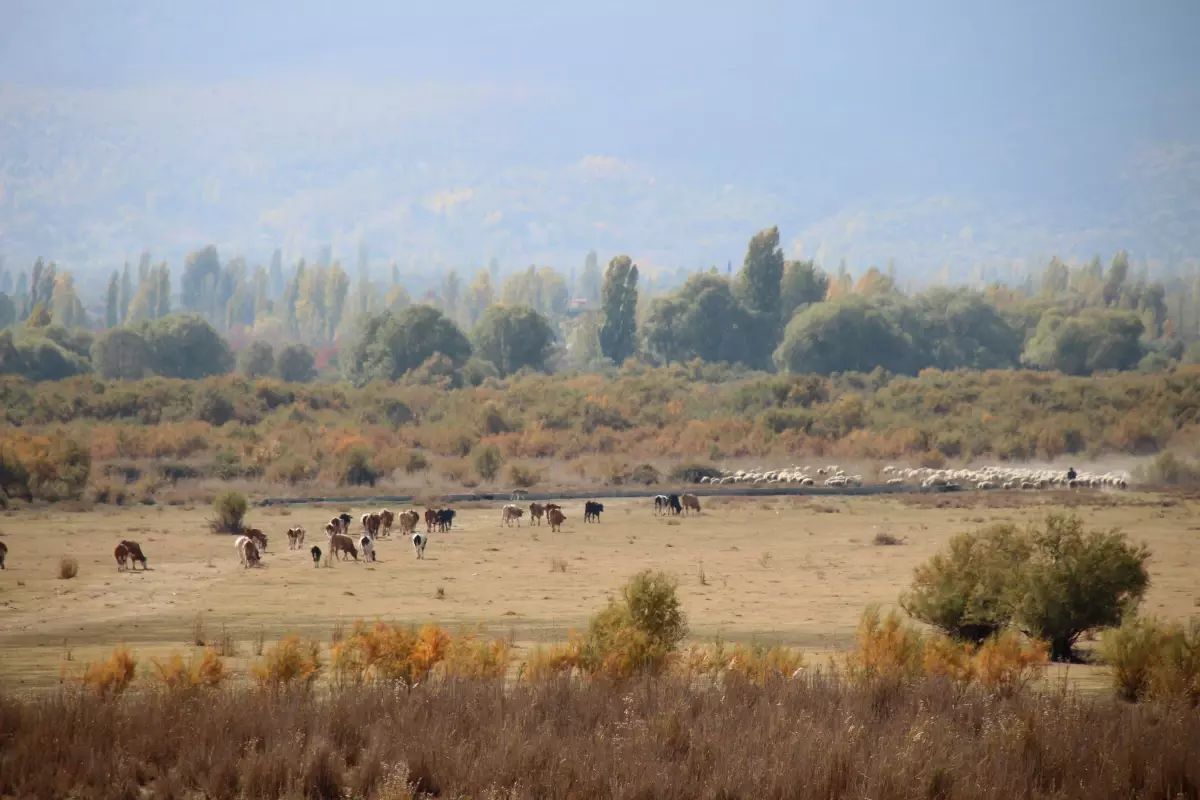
[
  {"x1": 1021, "y1": 309, "x2": 1145, "y2": 375},
  {"x1": 121, "y1": 261, "x2": 136, "y2": 323},
  {"x1": 276, "y1": 343, "x2": 317, "y2": 383},
  {"x1": 341, "y1": 305, "x2": 471, "y2": 383},
  {"x1": 580, "y1": 250, "x2": 602, "y2": 302},
  {"x1": 915, "y1": 288, "x2": 1022, "y2": 370},
  {"x1": 779, "y1": 259, "x2": 829, "y2": 323},
  {"x1": 599, "y1": 255, "x2": 639, "y2": 364},
  {"x1": 1103, "y1": 251, "x2": 1130, "y2": 307},
  {"x1": 1013, "y1": 514, "x2": 1150, "y2": 661},
  {"x1": 136, "y1": 314, "x2": 233, "y2": 379},
  {"x1": 105, "y1": 271, "x2": 120, "y2": 329},
  {"x1": 736, "y1": 226, "x2": 785, "y2": 321},
  {"x1": 0, "y1": 292, "x2": 15, "y2": 329},
  {"x1": 472, "y1": 304, "x2": 556, "y2": 376},
  {"x1": 463, "y1": 269, "x2": 496, "y2": 328},
  {"x1": 181, "y1": 246, "x2": 220, "y2": 315},
  {"x1": 155, "y1": 263, "x2": 171, "y2": 319},
  {"x1": 237, "y1": 341, "x2": 275, "y2": 378},
  {"x1": 91, "y1": 327, "x2": 151, "y2": 380},
  {"x1": 774, "y1": 295, "x2": 911, "y2": 374},
  {"x1": 268, "y1": 249, "x2": 284, "y2": 299},
  {"x1": 641, "y1": 273, "x2": 762, "y2": 367}
]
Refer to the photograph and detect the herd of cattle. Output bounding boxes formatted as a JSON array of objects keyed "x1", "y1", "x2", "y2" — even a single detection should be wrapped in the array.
[
  {"x1": 103, "y1": 499, "x2": 616, "y2": 573},
  {"x1": 0, "y1": 466, "x2": 1133, "y2": 575}
]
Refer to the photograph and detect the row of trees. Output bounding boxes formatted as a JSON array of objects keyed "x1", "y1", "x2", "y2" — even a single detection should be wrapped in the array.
[{"x1": 2, "y1": 226, "x2": 1197, "y2": 382}]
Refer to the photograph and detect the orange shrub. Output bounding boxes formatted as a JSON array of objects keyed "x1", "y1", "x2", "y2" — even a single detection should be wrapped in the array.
[
  {"x1": 151, "y1": 648, "x2": 228, "y2": 690},
  {"x1": 252, "y1": 635, "x2": 322, "y2": 688},
  {"x1": 79, "y1": 646, "x2": 138, "y2": 697}
]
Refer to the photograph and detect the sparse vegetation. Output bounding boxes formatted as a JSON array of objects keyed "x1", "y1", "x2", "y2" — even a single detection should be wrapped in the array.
[
  {"x1": 58, "y1": 555, "x2": 79, "y2": 579},
  {"x1": 210, "y1": 491, "x2": 247, "y2": 534}
]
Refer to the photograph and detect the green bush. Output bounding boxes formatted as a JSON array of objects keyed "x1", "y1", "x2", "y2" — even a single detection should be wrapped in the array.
[
  {"x1": 211, "y1": 491, "x2": 248, "y2": 533},
  {"x1": 580, "y1": 570, "x2": 688, "y2": 679},
  {"x1": 1102, "y1": 616, "x2": 1200, "y2": 704},
  {"x1": 901, "y1": 524, "x2": 1027, "y2": 644},
  {"x1": 472, "y1": 444, "x2": 503, "y2": 482}
]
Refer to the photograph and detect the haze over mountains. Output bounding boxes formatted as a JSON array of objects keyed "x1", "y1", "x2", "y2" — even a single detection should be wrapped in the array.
[{"x1": 2, "y1": 0, "x2": 1198, "y2": 285}]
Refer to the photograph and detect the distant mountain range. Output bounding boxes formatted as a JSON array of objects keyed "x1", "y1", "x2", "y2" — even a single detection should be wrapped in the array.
[{"x1": 2, "y1": 80, "x2": 1198, "y2": 290}]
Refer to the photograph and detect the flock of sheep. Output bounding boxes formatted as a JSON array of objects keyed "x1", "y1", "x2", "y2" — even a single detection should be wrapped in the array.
[{"x1": 698, "y1": 463, "x2": 1131, "y2": 491}]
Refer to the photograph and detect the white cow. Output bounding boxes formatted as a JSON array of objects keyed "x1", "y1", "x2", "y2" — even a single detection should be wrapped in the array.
[
  {"x1": 234, "y1": 535, "x2": 261, "y2": 568},
  {"x1": 360, "y1": 534, "x2": 376, "y2": 563}
]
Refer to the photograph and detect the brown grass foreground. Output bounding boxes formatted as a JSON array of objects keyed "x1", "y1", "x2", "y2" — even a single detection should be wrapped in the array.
[{"x1": 1, "y1": 677, "x2": 1197, "y2": 799}]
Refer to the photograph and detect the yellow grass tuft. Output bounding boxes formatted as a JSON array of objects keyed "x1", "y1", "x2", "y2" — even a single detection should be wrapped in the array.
[{"x1": 252, "y1": 635, "x2": 323, "y2": 688}]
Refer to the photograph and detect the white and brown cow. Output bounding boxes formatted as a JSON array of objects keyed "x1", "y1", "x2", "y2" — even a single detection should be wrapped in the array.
[{"x1": 501, "y1": 504, "x2": 524, "y2": 527}]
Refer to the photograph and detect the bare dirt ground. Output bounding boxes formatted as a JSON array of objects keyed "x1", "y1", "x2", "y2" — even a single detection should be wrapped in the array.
[{"x1": 1, "y1": 490, "x2": 1196, "y2": 691}]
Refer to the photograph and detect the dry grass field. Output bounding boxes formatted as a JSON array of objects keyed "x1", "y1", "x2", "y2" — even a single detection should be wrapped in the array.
[{"x1": 1, "y1": 489, "x2": 1197, "y2": 690}]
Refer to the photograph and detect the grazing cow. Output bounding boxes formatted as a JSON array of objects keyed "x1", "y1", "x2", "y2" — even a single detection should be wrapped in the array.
[
  {"x1": 398, "y1": 509, "x2": 420, "y2": 534},
  {"x1": 653, "y1": 495, "x2": 669, "y2": 515},
  {"x1": 0, "y1": 540, "x2": 6, "y2": 569},
  {"x1": 529, "y1": 502, "x2": 546, "y2": 526},
  {"x1": 244, "y1": 528, "x2": 268, "y2": 552},
  {"x1": 339, "y1": 513, "x2": 353, "y2": 533},
  {"x1": 360, "y1": 535, "x2": 376, "y2": 563},
  {"x1": 667, "y1": 494, "x2": 683, "y2": 515},
  {"x1": 548, "y1": 507, "x2": 566, "y2": 532},
  {"x1": 584, "y1": 501, "x2": 604, "y2": 523},
  {"x1": 379, "y1": 509, "x2": 395, "y2": 538},
  {"x1": 115, "y1": 540, "x2": 147, "y2": 571},
  {"x1": 502, "y1": 504, "x2": 524, "y2": 527},
  {"x1": 286, "y1": 527, "x2": 306, "y2": 549},
  {"x1": 436, "y1": 509, "x2": 455, "y2": 532},
  {"x1": 329, "y1": 533, "x2": 358, "y2": 561},
  {"x1": 680, "y1": 493, "x2": 701, "y2": 515},
  {"x1": 424, "y1": 509, "x2": 438, "y2": 533},
  {"x1": 412, "y1": 532, "x2": 428, "y2": 559},
  {"x1": 310, "y1": 545, "x2": 322, "y2": 567},
  {"x1": 235, "y1": 536, "x2": 262, "y2": 568}
]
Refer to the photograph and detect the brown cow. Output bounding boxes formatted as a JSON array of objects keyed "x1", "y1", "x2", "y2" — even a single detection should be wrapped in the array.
[
  {"x1": 545, "y1": 503, "x2": 562, "y2": 513},
  {"x1": 245, "y1": 528, "x2": 268, "y2": 552},
  {"x1": 115, "y1": 540, "x2": 147, "y2": 571},
  {"x1": 680, "y1": 493, "x2": 701, "y2": 515},
  {"x1": 286, "y1": 527, "x2": 306, "y2": 549},
  {"x1": 325, "y1": 521, "x2": 339, "y2": 538},
  {"x1": 329, "y1": 533, "x2": 359, "y2": 561},
  {"x1": 398, "y1": 509, "x2": 420, "y2": 534},
  {"x1": 548, "y1": 507, "x2": 566, "y2": 532},
  {"x1": 379, "y1": 509, "x2": 395, "y2": 538},
  {"x1": 0, "y1": 540, "x2": 6, "y2": 569},
  {"x1": 424, "y1": 508, "x2": 438, "y2": 533},
  {"x1": 361, "y1": 512, "x2": 382, "y2": 538},
  {"x1": 529, "y1": 502, "x2": 546, "y2": 526},
  {"x1": 501, "y1": 504, "x2": 524, "y2": 527}
]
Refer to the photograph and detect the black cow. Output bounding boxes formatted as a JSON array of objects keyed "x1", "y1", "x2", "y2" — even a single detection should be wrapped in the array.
[
  {"x1": 311, "y1": 545, "x2": 322, "y2": 567},
  {"x1": 436, "y1": 508, "x2": 455, "y2": 532},
  {"x1": 667, "y1": 494, "x2": 683, "y2": 515},
  {"x1": 338, "y1": 512, "x2": 353, "y2": 532},
  {"x1": 584, "y1": 501, "x2": 604, "y2": 523}
]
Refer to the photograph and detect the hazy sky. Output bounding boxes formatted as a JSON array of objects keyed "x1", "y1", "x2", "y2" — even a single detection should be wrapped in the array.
[{"x1": 2, "y1": 0, "x2": 1198, "y2": 272}]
